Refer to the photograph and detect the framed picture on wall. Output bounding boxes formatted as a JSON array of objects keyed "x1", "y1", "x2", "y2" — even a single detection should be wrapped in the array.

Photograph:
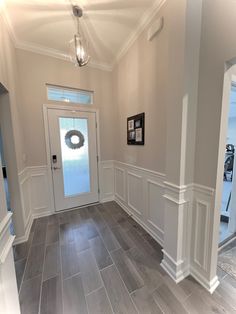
[{"x1": 127, "y1": 113, "x2": 145, "y2": 145}]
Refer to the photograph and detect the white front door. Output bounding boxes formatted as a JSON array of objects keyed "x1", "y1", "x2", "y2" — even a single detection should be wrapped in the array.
[{"x1": 47, "y1": 108, "x2": 99, "y2": 211}]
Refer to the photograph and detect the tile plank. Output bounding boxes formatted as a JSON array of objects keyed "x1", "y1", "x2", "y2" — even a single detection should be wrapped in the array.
[
  {"x1": 23, "y1": 244, "x2": 45, "y2": 281},
  {"x1": 40, "y1": 276, "x2": 63, "y2": 314},
  {"x1": 111, "y1": 248, "x2": 144, "y2": 293},
  {"x1": 127, "y1": 247, "x2": 163, "y2": 292},
  {"x1": 101, "y1": 264, "x2": 137, "y2": 314},
  {"x1": 131, "y1": 286, "x2": 163, "y2": 314},
  {"x1": 43, "y1": 243, "x2": 60, "y2": 281},
  {"x1": 63, "y1": 274, "x2": 88, "y2": 314},
  {"x1": 74, "y1": 227, "x2": 90, "y2": 253},
  {"x1": 152, "y1": 283, "x2": 188, "y2": 314},
  {"x1": 111, "y1": 225, "x2": 134, "y2": 250},
  {"x1": 89, "y1": 236, "x2": 113, "y2": 270},
  {"x1": 60, "y1": 223, "x2": 75, "y2": 245},
  {"x1": 14, "y1": 232, "x2": 33, "y2": 262},
  {"x1": 32, "y1": 218, "x2": 48, "y2": 246},
  {"x1": 99, "y1": 227, "x2": 120, "y2": 252},
  {"x1": 86, "y1": 287, "x2": 113, "y2": 314},
  {"x1": 61, "y1": 243, "x2": 80, "y2": 279},
  {"x1": 15, "y1": 258, "x2": 27, "y2": 290},
  {"x1": 19, "y1": 275, "x2": 42, "y2": 314},
  {"x1": 78, "y1": 249, "x2": 102, "y2": 295},
  {"x1": 46, "y1": 223, "x2": 59, "y2": 244}
]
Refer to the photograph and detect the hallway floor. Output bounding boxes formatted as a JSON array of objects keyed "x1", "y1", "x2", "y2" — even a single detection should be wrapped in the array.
[{"x1": 14, "y1": 202, "x2": 236, "y2": 314}]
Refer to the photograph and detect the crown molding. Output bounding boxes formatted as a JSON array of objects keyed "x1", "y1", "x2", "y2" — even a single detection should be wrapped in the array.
[
  {"x1": 113, "y1": 0, "x2": 167, "y2": 67},
  {"x1": 0, "y1": 4, "x2": 112, "y2": 72},
  {"x1": 14, "y1": 40, "x2": 113, "y2": 72},
  {"x1": 0, "y1": 1, "x2": 17, "y2": 43},
  {"x1": 1, "y1": 0, "x2": 166, "y2": 72}
]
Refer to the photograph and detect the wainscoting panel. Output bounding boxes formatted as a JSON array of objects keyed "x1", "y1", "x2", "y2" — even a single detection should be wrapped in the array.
[
  {"x1": 0, "y1": 212, "x2": 20, "y2": 313},
  {"x1": 114, "y1": 161, "x2": 165, "y2": 246},
  {"x1": 29, "y1": 167, "x2": 51, "y2": 216},
  {"x1": 146, "y1": 179, "x2": 165, "y2": 242},
  {"x1": 190, "y1": 184, "x2": 219, "y2": 293},
  {"x1": 16, "y1": 166, "x2": 53, "y2": 244},
  {"x1": 127, "y1": 172, "x2": 143, "y2": 217},
  {"x1": 99, "y1": 161, "x2": 114, "y2": 202},
  {"x1": 114, "y1": 166, "x2": 126, "y2": 202},
  {"x1": 18, "y1": 169, "x2": 31, "y2": 228}
]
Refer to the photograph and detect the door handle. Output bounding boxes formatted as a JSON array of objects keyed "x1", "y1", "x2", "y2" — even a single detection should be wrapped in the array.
[{"x1": 52, "y1": 166, "x2": 61, "y2": 170}]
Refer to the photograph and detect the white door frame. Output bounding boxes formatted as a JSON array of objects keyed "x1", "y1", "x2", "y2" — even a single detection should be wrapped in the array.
[{"x1": 43, "y1": 103, "x2": 101, "y2": 213}]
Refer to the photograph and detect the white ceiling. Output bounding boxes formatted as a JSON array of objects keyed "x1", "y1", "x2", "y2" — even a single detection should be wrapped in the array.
[{"x1": 1, "y1": 0, "x2": 164, "y2": 70}]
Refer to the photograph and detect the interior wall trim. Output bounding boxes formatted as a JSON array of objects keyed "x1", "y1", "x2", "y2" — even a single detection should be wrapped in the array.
[
  {"x1": 114, "y1": 0, "x2": 167, "y2": 66},
  {"x1": 16, "y1": 161, "x2": 219, "y2": 294},
  {"x1": 0, "y1": 0, "x2": 166, "y2": 72}
]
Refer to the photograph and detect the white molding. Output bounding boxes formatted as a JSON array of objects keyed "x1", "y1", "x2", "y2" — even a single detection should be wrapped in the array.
[
  {"x1": 191, "y1": 183, "x2": 215, "y2": 196},
  {"x1": 161, "y1": 249, "x2": 190, "y2": 283},
  {"x1": 0, "y1": 235, "x2": 15, "y2": 264},
  {"x1": 115, "y1": 160, "x2": 165, "y2": 180},
  {"x1": 15, "y1": 40, "x2": 113, "y2": 72},
  {"x1": 127, "y1": 171, "x2": 142, "y2": 216},
  {"x1": 114, "y1": 167, "x2": 126, "y2": 202},
  {"x1": 0, "y1": 0, "x2": 166, "y2": 72},
  {"x1": 0, "y1": 2, "x2": 17, "y2": 43},
  {"x1": 13, "y1": 214, "x2": 33, "y2": 245},
  {"x1": 193, "y1": 199, "x2": 210, "y2": 271},
  {"x1": 99, "y1": 160, "x2": 114, "y2": 203},
  {"x1": 115, "y1": 197, "x2": 164, "y2": 246},
  {"x1": 114, "y1": 0, "x2": 167, "y2": 66},
  {"x1": 0, "y1": 212, "x2": 12, "y2": 236},
  {"x1": 114, "y1": 161, "x2": 165, "y2": 246},
  {"x1": 190, "y1": 266, "x2": 219, "y2": 294}
]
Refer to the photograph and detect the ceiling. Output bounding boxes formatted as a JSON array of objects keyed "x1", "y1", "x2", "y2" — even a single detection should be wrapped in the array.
[{"x1": 1, "y1": 0, "x2": 164, "y2": 70}]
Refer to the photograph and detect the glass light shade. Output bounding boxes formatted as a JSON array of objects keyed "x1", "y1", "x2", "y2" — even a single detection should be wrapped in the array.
[{"x1": 70, "y1": 34, "x2": 90, "y2": 67}]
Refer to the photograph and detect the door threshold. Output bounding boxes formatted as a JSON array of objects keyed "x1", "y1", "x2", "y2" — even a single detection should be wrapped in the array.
[
  {"x1": 219, "y1": 233, "x2": 236, "y2": 248},
  {"x1": 54, "y1": 201, "x2": 100, "y2": 214}
]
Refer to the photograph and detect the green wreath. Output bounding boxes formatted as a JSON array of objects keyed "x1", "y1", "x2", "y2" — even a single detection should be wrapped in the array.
[{"x1": 65, "y1": 130, "x2": 85, "y2": 150}]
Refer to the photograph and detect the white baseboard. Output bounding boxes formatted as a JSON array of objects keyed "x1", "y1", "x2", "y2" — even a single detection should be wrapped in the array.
[
  {"x1": 13, "y1": 214, "x2": 33, "y2": 245},
  {"x1": 160, "y1": 250, "x2": 190, "y2": 283},
  {"x1": 190, "y1": 266, "x2": 219, "y2": 294},
  {"x1": 115, "y1": 197, "x2": 164, "y2": 247},
  {"x1": 16, "y1": 161, "x2": 219, "y2": 295}
]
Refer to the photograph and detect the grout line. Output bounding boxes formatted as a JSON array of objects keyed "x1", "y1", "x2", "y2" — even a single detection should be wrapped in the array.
[
  {"x1": 37, "y1": 220, "x2": 48, "y2": 314},
  {"x1": 18, "y1": 223, "x2": 38, "y2": 294},
  {"x1": 85, "y1": 285, "x2": 104, "y2": 297},
  {"x1": 63, "y1": 270, "x2": 81, "y2": 281},
  {"x1": 108, "y1": 249, "x2": 140, "y2": 313},
  {"x1": 90, "y1": 204, "x2": 116, "y2": 314},
  {"x1": 58, "y1": 215, "x2": 65, "y2": 314}
]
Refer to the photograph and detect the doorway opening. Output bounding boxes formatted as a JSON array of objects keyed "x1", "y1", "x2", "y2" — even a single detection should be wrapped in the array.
[
  {"x1": 216, "y1": 62, "x2": 236, "y2": 283},
  {"x1": 219, "y1": 83, "x2": 236, "y2": 245},
  {"x1": 0, "y1": 83, "x2": 17, "y2": 234},
  {"x1": 0, "y1": 128, "x2": 11, "y2": 211},
  {"x1": 44, "y1": 105, "x2": 99, "y2": 212}
]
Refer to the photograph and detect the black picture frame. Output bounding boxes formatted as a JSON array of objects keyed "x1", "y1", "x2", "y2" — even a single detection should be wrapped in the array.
[{"x1": 127, "y1": 113, "x2": 145, "y2": 145}]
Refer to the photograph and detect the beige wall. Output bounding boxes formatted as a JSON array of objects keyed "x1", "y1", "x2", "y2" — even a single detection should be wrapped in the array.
[
  {"x1": 0, "y1": 14, "x2": 25, "y2": 237},
  {"x1": 195, "y1": 0, "x2": 236, "y2": 188},
  {"x1": 16, "y1": 49, "x2": 115, "y2": 166},
  {"x1": 112, "y1": 4, "x2": 168, "y2": 174}
]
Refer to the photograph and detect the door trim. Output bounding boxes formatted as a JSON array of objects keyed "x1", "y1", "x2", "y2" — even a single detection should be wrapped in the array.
[{"x1": 43, "y1": 103, "x2": 101, "y2": 213}]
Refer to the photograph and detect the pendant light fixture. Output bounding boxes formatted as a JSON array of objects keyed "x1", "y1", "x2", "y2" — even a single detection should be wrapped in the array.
[{"x1": 71, "y1": 5, "x2": 90, "y2": 67}]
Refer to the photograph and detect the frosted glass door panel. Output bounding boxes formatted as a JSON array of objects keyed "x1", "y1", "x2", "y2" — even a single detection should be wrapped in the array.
[{"x1": 59, "y1": 117, "x2": 90, "y2": 197}]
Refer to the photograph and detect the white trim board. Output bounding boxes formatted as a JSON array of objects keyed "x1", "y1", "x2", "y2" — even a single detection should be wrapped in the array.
[{"x1": 15, "y1": 159, "x2": 219, "y2": 295}]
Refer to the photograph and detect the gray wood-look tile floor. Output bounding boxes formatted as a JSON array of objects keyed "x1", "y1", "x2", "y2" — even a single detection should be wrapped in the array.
[{"x1": 14, "y1": 201, "x2": 236, "y2": 314}]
